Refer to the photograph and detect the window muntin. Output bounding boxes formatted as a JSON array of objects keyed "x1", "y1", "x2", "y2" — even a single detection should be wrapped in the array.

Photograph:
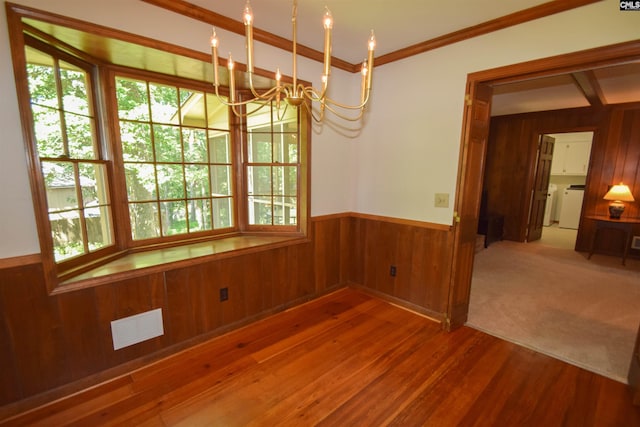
[
  {"x1": 115, "y1": 76, "x2": 234, "y2": 241},
  {"x1": 246, "y1": 103, "x2": 299, "y2": 227},
  {"x1": 26, "y1": 45, "x2": 114, "y2": 262},
  {"x1": 13, "y1": 10, "x2": 309, "y2": 289}
]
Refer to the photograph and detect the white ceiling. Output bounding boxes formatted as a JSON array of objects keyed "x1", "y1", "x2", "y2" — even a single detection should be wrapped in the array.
[
  {"x1": 189, "y1": 0, "x2": 550, "y2": 63},
  {"x1": 187, "y1": 0, "x2": 640, "y2": 116}
]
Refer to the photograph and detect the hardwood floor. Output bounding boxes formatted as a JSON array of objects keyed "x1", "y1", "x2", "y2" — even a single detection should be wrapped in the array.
[{"x1": 2, "y1": 288, "x2": 639, "y2": 426}]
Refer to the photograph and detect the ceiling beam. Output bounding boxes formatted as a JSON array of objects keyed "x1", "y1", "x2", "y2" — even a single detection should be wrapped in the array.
[{"x1": 571, "y1": 70, "x2": 606, "y2": 109}]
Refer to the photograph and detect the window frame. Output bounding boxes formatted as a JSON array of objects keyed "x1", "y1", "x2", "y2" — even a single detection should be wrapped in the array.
[
  {"x1": 108, "y1": 68, "x2": 241, "y2": 247},
  {"x1": 7, "y1": 5, "x2": 310, "y2": 293}
]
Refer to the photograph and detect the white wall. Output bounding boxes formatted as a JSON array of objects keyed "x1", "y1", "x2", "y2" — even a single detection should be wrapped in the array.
[
  {"x1": 354, "y1": 0, "x2": 639, "y2": 225},
  {"x1": 0, "y1": 0, "x2": 638, "y2": 258}
]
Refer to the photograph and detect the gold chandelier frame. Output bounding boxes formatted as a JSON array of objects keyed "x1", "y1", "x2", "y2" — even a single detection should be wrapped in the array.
[{"x1": 210, "y1": 0, "x2": 375, "y2": 122}]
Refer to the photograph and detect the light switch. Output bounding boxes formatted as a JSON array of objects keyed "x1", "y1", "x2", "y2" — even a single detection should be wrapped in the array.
[{"x1": 434, "y1": 193, "x2": 449, "y2": 208}]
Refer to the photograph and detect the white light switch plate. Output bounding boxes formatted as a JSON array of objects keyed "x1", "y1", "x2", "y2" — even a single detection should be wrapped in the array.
[{"x1": 434, "y1": 193, "x2": 449, "y2": 208}]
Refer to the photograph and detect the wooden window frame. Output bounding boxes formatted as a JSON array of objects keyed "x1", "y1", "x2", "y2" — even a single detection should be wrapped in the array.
[{"x1": 6, "y1": 4, "x2": 310, "y2": 293}]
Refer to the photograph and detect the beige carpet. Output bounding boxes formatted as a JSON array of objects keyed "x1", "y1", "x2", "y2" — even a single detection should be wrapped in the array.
[{"x1": 467, "y1": 227, "x2": 640, "y2": 384}]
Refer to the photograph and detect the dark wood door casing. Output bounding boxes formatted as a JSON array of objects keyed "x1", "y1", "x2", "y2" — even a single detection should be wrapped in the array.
[{"x1": 446, "y1": 82, "x2": 493, "y2": 331}]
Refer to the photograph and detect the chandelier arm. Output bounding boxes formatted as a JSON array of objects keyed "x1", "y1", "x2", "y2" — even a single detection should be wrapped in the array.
[
  {"x1": 211, "y1": 0, "x2": 375, "y2": 123},
  {"x1": 304, "y1": 101, "x2": 324, "y2": 123},
  {"x1": 246, "y1": 73, "x2": 287, "y2": 101}
]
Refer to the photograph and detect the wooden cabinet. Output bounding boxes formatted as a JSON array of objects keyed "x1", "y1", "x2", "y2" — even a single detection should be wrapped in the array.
[{"x1": 551, "y1": 141, "x2": 592, "y2": 175}]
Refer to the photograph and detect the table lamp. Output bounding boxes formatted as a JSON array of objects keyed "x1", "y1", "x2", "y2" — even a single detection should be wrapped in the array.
[{"x1": 603, "y1": 183, "x2": 635, "y2": 218}]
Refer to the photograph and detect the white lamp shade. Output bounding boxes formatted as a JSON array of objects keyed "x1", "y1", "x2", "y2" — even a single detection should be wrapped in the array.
[{"x1": 603, "y1": 184, "x2": 635, "y2": 202}]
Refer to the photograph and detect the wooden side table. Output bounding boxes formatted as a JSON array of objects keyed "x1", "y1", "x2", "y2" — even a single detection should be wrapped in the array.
[{"x1": 586, "y1": 215, "x2": 640, "y2": 265}]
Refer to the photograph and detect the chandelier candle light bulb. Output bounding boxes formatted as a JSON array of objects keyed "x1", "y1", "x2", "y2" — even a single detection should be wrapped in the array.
[{"x1": 209, "y1": 0, "x2": 376, "y2": 122}]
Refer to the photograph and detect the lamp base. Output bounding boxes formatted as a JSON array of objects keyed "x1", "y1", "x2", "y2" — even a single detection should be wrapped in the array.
[{"x1": 608, "y1": 201, "x2": 625, "y2": 219}]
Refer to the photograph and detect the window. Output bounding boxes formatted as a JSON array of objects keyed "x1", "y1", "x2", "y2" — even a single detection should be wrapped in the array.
[
  {"x1": 245, "y1": 102, "x2": 299, "y2": 228},
  {"x1": 10, "y1": 10, "x2": 309, "y2": 289},
  {"x1": 114, "y1": 75, "x2": 234, "y2": 242},
  {"x1": 25, "y1": 44, "x2": 114, "y2": 263}
]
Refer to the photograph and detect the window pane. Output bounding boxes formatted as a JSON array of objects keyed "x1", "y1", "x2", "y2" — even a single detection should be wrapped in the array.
[
  {"x1": 185, "y1": 164, "x2": 210, "y2": 198},
  {"x1": 86, "y1": 205, "x2": 113, "y2": 251},
  {"x1": 206, "y1": 93, "x2": 230, "y2": 130},
  {"x1": 150, "y1": 83, "x2": 179, "y2": 123},
  {"x1": 183, "y1": 128, "x2": 207, "y2": 163},
  {"x1": 42, "y1": 161, "x2": 78, "y2": 212},
  {"x1": 50, "y1": 209, "x2": 84, "y2": 261},
  {"x1": 188, "y1": 198, "x2": 212, "y2": 232},
  {"x1": 180, "y1": 89, "x2": 206, "y2": 128},
  {"x1": 273, "y1": 166, "x2": 297, "y2": 196},
  {"x1": 125, "y1": 163, "x2": 157, "y2": 201},
  {"x1": 116, "y1": 78, "x2": 149, "y2": 121},
  {"x1": 248, "y1": 195, "x2": 271, "y2": 225},
  {"x1": 285, "y1": 166, "x2": 297, "y2": 195},
  {"x1": 273, "y1": 196, "x2": 297, "y2": 225},
  {"x1": 210, "y1": 165, "x2": 231, "y2": 196},
  {"x1": 154, "y1": 124, "x2": 182, "y2": 162},
  {"x1": 283, "y1": 115, "x2": 298, "y2": 132},
  {"x1": 26, "y1": 56, "x2": 56, "y2": 108},
  {"x1": 285, "y1": 133, "x2": 298, "y2": 163},
  {"x1": 66, "y1": 112, "x2": 96, "y2": 159},
  {"x1": 160, "y1": 200, "x2": 187, "y2": 235},
  {"x1": 248, "y1": 166, "x2": 271, "y2": 195},
  {"x1": 246, "y1": 102, "x2": 272, "y2": 128},
  {"x1": 248, "y1": 134, "x2": 272, "y2": 163},
  {"x1": 157, "y1": 164, "x2": 185, "y2": 200},
  {"x1": 213, "y1": 197, "x2": 233, "y2": 229},
  {"x1": 79, "y1": 163, "x2": 110, "y2": 206},
  {"x1": 209, "y1": 133, "x2": 230, "y2": 163},
  {"x1": 60, "y1": 61, "x2": 90, "y2": 115},
  {"x1": 116, "y1": 75, "x2": 235, "y2": 241},
  {"x1": 121, "y1": 121, "x2": 153, "y2": 161},
  {"x1": 32, "y1": 104, "x2": 64, "y2": 157},
  {"x1": 129, "y1": 202, "x2": 160, "y2": 240}
]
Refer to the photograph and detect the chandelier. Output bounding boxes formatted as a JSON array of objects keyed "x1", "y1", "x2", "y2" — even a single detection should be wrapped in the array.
[{"x1": 210, "y1": 0, "x2": 376, "y2": 122}]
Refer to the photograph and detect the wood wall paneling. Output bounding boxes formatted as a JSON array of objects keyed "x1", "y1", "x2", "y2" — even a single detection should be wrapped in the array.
[
  {"x1": 353, "y1": 217, "x2": 453, "y2": 319},
  {"x1": 0, "y1": 263, "x2": 71, "y2": 397},
  {"x1": 0, "y1": 214, "x2": 455, "y2": 411}
]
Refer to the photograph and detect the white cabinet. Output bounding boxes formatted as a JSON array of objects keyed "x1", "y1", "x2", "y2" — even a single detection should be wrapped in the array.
[{"x1": 551, "y1": 141, "x2": 592, "y2": 176}]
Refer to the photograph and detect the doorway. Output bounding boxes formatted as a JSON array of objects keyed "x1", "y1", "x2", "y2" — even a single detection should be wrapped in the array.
[
  {"x1": 450, "y1": 39, "x2": 640, "y2": 384},
  {"x1": 447, "y1": 38, "x2": 640, "y2": 332},
  {"x1": 535, "y1": 131, "x2": 594, "y2": 248}
]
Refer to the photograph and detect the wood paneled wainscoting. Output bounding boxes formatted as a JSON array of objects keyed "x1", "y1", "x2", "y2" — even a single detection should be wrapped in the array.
[
  {"x1": 2, "y1": 288, "x2": 638, "y2": 426},
  {"x1": 0, "y1": 213, "x2": 457, "y2": 415}
]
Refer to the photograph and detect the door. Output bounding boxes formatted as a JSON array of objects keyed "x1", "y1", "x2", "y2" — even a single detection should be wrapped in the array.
[
  {"x1": 527, "y1": 135, "x2": 555, "y2": 242},
  {"x1": 446, "y1": 82, "x2": 492, "y2": 330}
]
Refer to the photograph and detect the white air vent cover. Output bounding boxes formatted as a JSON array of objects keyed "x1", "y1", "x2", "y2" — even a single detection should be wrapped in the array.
[{"x1": 111, "y1": 308, "x2": 164, "y2": 350}]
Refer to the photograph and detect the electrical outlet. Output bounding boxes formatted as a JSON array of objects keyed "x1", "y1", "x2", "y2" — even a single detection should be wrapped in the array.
[
  {"x1": 390, "y1": 265, "x2": 397, "y2": 277},
  {"x1": 219, "y1": 287, "x2": 229, "y2": 302},
  {"x1": 434, "y1": 193, "x2": 449, "y2": 208}
]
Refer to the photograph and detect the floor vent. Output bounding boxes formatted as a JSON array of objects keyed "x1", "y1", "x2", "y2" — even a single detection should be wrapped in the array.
[{"x1": 111, "y1": 308, "x2": 164, "y2": 350}]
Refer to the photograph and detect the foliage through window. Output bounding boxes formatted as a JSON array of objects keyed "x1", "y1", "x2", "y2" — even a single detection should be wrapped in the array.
[
  {"x1": 26, "y1": 45, "x2": 114, "y2": 262},
  {"x1": 15, "y1": 16, "x2": 307, "y2": 286},
  {"x1": 245, "y1": 102, "x2": 300, "y2": 228},
  {"x1": 115, "y1": 76, "x2": 234, "y2": 240}
]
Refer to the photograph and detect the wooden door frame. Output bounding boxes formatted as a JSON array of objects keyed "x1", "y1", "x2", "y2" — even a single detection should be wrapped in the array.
[{"x1": 448, "y1": 39, "x2": 640, "y2": 330}]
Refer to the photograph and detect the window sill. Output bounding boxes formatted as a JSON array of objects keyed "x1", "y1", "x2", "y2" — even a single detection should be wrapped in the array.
[{"x1": 54, "y1": 234, "x2": 309, "y2": 294}]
